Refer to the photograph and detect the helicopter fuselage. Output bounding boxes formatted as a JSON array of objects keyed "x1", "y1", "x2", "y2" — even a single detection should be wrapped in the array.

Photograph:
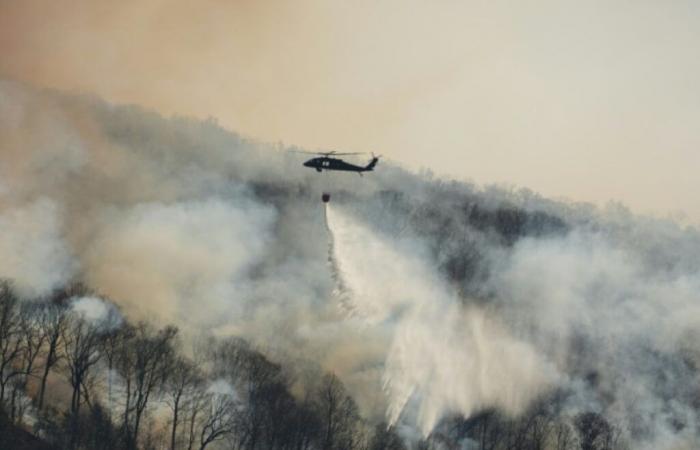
[{"x1": 303, "y1": 156, "x2": 377, "y2": 173}]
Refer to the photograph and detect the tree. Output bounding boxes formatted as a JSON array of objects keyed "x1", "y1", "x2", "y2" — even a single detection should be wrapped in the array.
[
  {"x1": 59, "y1": 311, "x2": 104, "y2": 450},
  {"x1": 166, "y1": 356, "x2": 203, "y2": 450},
  {"x1": 101, "y1": 321, "x2": 132, "y2": 421},
  {"x1": 256, "y1": 380, "x2": 301, "y2": 449},
  {"x1": 284, "y1": 400, "x2": 321, "y2": 450},
  {"x1": 212, "y1": 337, "x2": 285, "y2": 450},
  {"x1": 518, "y1": 401, "x2": 553, "y2": 450},
  {"x1": 117, "y1": 322, "x2": 177, "y2": 450},
  {"x1": 37, "y1": 293, "x2": 71, "y2": 410},
  {"x1": 314, "y1": 373, "x2": 361, "y2": 450},
  {"x1": 184, "y1": 384, "x2": 209, "y2": 450},
  {"x1": 575, "y1": 412, "x2": 617, "y2": 450},
  {"x1": 553, "y1": 419, "x2": 577, "y2": 450},
  {"x1": 9, "y1": 302, "x2": 49, "y2": 423},
  {"x1": 0, "y1": 282, "x2": 23, "y2": 406},
  {"x1": 62, "y1": 312, "x2": 103, "y2": 417},
  {"x1": 368, "y1": 422, "x2": 406, "y2": 450},
  {"x1": 198, "y1": 393, "x2": 237, "y2": 450}
]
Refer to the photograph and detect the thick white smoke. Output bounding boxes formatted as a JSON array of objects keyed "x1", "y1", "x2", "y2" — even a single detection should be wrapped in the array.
[
  {"x1": 84, "y1": 198, "x2": 275, "y2": 328},
  {"x1": 0, "y1": 198, "x2": 76, "y2": 297},
  {"x1": 0, "y1": 79, "x2": 282, "y2": 335},
  {"x1": 70, "y1": 295, "x2": 123, "y2": 329},
  {"x1": 489, "y1": 231, "x2": 700, "y2": 447}
]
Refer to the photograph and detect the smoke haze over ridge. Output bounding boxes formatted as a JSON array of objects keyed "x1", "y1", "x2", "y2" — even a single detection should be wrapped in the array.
[
  {"x1": 2, "y1": 79, "x2": 700, "y2": 448},
  {"x1": 3, "y1": 0, "x2": 700, "y2": 224}
]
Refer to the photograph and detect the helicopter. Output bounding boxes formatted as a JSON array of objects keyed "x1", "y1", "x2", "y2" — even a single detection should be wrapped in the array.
[
  {"x1": 293, "y1": 151, "x2": 380, "y2": 203},
  {"x1": 298, "y1": 151, "x2": 380, "y2": 174}
]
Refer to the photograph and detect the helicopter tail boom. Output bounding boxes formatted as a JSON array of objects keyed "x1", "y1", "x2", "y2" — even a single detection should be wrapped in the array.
[{"x1": 364, "y1": 157, "x2": 379, "y2": 171}]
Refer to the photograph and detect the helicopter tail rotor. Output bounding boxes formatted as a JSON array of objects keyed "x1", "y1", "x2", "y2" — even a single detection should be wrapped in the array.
[{"x1": 365, "y1": 154, "x2": 381, "y2": 171}]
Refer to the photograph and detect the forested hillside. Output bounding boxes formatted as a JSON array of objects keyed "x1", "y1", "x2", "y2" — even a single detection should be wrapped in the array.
[{"x1": 2, "y1": 79, "x2": 700, "y2": 449}]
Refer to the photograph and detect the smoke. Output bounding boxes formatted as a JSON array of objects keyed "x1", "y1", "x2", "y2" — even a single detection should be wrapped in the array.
[
  {"x1": 2, "y1": 79, "x2": 700, "y2": 447},
  {"x1": 0, "y1": 198, "x2": 76, "y2": 298},
  {"x1": 70, "y1": 295, "x2": 123, "y2": 329},
  {"x1": 489, "y1": 231, "x2": 700, "y2": 447},
  {"x1": 0, "y1": 79, "x2": 283, "y2": 331},
  {"x1": 83, "y1": 198, "x2": 275, "y2": 327}
]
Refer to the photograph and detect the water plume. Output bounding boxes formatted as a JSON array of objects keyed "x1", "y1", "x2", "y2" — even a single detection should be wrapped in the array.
[{"x1": 326, "y1": 203, "x2": 556, "y2": 434}]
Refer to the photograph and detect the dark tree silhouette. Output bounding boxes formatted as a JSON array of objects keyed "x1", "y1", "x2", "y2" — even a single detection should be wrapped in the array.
[
  {"x1": 575, "y1": 412, "x2": 617, "y2": 450},
  {"x1": 198, "y1": 394, "x2": 236, "y2": 450},
  {"x1": 0, "y1": 282, "x2": 22, "y2": 405},
  {"x1": 315, "y1": 373, "x2": 361, "y2": 450},
  {"x1": 368, "y1": 422, "x2": 406, "y2": 450},
  {"x1": 166, "y1": 356, "x2": 203, "y2": 450},
  {"x1": 37, "y1": 300, "x2": 70, "y2": 410},
  {"x1": 117, "y1": 322, "x2": 177, "y2": 450}
]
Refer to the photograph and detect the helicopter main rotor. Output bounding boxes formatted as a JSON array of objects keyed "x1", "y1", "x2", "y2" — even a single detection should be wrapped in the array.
[{"x1": 290, "y1": 150, "x2": 365, "y2": 157}]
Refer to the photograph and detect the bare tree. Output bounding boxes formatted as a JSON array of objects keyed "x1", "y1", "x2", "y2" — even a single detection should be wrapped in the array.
[
  {"x1": 212, "y1": 337, "x2": 285, "y2": 450},
  {"x1": 117, "y1": 322, "x2": 177, "y2": 450},
  {"x1": 166, "y1": 356, "x2": 203, "y2": 450},
  {"x1": 468, "y1": 410, "x2": 507, "y2": 450},
  {"x1": 57, "y1": 309, "x2": 104, "y2": 450},
  {"x1": 368, "y1": 422, "x2": 406, "y2": 450},
  {"x1": 62, "y1": 312, "x2": 104, "y2": 416},
  {"x1": 37, "y1": 297, "x2": 70, "y2": 410},
  {"x1": 101, "y1": 322, "x2": 131, "y2": 421},
  {"x1": 315, "y1": 373, "x2": 361, "y2": 450},
  {"x1": 257, "y1": 380, "x2": 300, "y2": 449},
  {"x1": 519, "y1": 401, "x2": 553, "y2": 450},
  {"x1": 285, "y1": 400, "x2": 321, "y2": 450},
  {"x1": 575, "y1": 412, "x2": 621, "y2": 450},
  {"x1": 184, "y1": 385, "x2": 210, "y2": 450},
  {"x1": 553, "y1": 419, "x2": 578, "y2": 450},
  {"x1": 9, "y1": 302, "x2": 49, "y2": 422},
  {"x1": 198, "y1": 393, "x2": 237, "y2": 450},
  {"x1": 0, "y1": 282, "x2": 23, "y2": 405}
]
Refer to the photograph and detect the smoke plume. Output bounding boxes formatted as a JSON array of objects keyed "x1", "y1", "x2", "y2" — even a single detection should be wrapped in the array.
[{"x1": 2, "y1": 79, "x2": 700, "y2": 447}]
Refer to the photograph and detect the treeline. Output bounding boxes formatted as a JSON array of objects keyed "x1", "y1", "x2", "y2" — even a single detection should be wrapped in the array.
[
  {"x1": 0, "y1": 281, "x2": 406, "y2": 450},
  {"x1": 426, "y1": 401, "x2": 627, "y2": 450},
  {"x1": 0, "y1": 279, "x2": 631, "y2": 450}
]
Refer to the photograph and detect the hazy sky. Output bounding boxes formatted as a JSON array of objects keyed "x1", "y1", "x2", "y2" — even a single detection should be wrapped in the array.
[{"x1": 2, "y1": 0, "x2": 699, "y2": 221}]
